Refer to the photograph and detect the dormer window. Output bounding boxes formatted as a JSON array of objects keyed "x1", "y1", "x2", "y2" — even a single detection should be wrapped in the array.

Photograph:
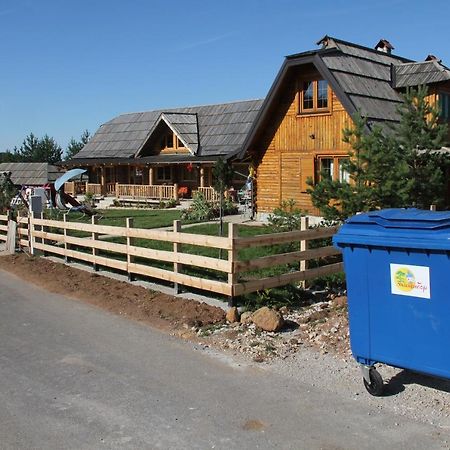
[
  {"x1": 159, "y1": 132, "x2": 185, "y2": 151},
  {"x1": 299, "y1": 79, "x2": 330, "y2": 114}
]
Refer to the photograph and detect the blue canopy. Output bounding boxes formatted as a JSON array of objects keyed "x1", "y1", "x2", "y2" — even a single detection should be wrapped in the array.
[{"x1": 54, "y1": 168, "x2": 87, "y2": 191}]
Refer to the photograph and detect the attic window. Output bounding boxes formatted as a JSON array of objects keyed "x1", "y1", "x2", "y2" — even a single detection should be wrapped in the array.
[
  {"x1": 159, "y1": 132, "x2": 185, "y2": 151},
  {"x1": 299, "y1": 79, "x2": 330, "y2": 113}
]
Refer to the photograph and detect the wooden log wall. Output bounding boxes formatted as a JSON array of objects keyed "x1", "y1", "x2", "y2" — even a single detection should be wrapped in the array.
[{"x1": 252, "y1": 69, "x2": 354, "y2": 215}]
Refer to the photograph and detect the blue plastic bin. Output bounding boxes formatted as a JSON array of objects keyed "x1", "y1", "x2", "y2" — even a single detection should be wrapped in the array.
[{"x1": 333, "y1": 208, "x2": 450, "y2": 395}]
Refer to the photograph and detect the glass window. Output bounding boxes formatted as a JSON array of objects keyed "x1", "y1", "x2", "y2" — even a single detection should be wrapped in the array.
[
  {"x1": 303, "y1": 81, "x2": 314, "y2": 110},
  {"x1": 166, "y1": 133, "x2": 173, "y2": 148},
  {"x1": 338, "y1": 158, "x2": 350, "y2": 182},
  {"x1": 157, "y1": 166, "x2": 171, "y2": 181},
  {"x1": 317, "y1": 80, "x2": 328, "y2": 109},
  {"x1": 440, "y1": 93, "x2": 450, "y2": 120},
  {"x1": 320, "y1": 158, "x2": 334, "y2": 179},
  {"x1": 177, "y1": 137, "x2": 184, "y2": 148}
]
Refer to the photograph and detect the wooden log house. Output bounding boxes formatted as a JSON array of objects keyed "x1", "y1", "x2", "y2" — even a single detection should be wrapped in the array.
[
  {"x1": 239, "y1": 36, "x2": 450, "y2": 217},
  {"x1": 63, "y1": 100, "x2": 263, "y2": 202},
  {"x1": 65, "y1": 36, "x2": 450, "y2": 214}
]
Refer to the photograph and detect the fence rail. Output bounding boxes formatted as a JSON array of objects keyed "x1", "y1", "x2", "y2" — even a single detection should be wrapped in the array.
[{"x1": 0, "y1": 214, "x2": 342, "y2": 301}]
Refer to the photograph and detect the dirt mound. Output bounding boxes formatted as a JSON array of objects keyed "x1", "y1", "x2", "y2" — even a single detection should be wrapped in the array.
[{"x1": 0, "y1": 254, "x2": 225, "y2": 330}]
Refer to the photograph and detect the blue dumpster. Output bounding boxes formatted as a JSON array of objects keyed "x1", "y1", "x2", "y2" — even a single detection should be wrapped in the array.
[{"x1": 333, "y1": 208, "x2": 450, "y2": 396}]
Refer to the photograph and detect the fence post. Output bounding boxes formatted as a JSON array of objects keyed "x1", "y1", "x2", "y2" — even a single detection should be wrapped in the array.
[
  {"x1": 30, "y1": 212, "x2": 35, "y2": 256},
  {"x1": 115, "y1": 182, "x2": 119, "y2": 198},
  {"x1": 16, "y1": 210, "x2": 21, "y2": 252},
  {"x1": 174, "y1": 183, "x2": 179, "y2": 202},
  {"x1": 299, "y1": 216, "x2": 309, "y2": 289},
  {"x1": 92, "y1": 215, "x2": 98, "y2": 271},
  {"x1": 228, "y1": 223, "x2": 238, "y2": 307},
  {"x1": 173, "y1": 220, "x2": 182, "y2": 294},
  {"x1": 126, "y1": 217, "x2": 134, "y2": 281},
  {"x1": 63, "y1": 213, "x2": 69, "y2": 263},
  {"x1": 40, "y1": 212, "x2": 47, "y2": 257}
]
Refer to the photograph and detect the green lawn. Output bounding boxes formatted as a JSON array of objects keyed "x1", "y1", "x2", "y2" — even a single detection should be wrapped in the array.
[{"x1": 42, "y1": 208, "x2": 342, "y2": 307}]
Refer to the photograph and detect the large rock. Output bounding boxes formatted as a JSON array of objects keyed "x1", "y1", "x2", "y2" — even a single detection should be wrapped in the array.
[
  {"x1": 226, "y1": 306, "x2": 240, "y2": 323},
  {"x1": 240, "y1": 311, "x2": 253, "y2": 325},
  {"x1": 252, "y1": 307, "x2": 284, "y2": 332}
]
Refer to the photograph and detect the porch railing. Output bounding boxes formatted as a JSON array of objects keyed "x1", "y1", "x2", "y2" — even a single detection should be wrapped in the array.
[
  {"x1": 116, "y1": 184, "x2": 176, "y2": 200},
  {"x1": 195, "y1": 187, "x2": 220, "y2": 202},
  {"x1": 85, "y1": 183, "x2": 102, "y2": 195}
]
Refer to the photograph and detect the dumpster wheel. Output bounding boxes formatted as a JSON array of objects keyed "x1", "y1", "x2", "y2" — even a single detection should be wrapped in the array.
[{"x1": 363, "y1": 367, "x2": 384, "y2": 396}]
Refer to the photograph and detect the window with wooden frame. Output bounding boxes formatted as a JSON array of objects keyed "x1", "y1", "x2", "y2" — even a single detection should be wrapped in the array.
[
  {"x1": 299, "y1": 79, "x2": 330, "y2": 114},
  {"x1": 156, "y1": 166, "x2": 172, "y2": 182},
  {"x1": 159, "y1": 132, "x2": 185, "y2": 151},
  {"x1": 439, "y1": 93, "x2": 450, "y2": 121},
  {"x1": 315, "y1": 156, "x2": 349, "y2": 182}
]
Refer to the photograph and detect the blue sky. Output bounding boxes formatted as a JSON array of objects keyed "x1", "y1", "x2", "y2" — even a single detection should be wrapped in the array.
[{"x1": 1, "y1": 0, "x2": 449, "y2": 153}]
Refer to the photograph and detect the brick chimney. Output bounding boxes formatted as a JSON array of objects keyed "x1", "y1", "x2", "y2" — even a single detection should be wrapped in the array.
[{"x1": 375, "y1": 39, "x2": 394, "y2": 54}]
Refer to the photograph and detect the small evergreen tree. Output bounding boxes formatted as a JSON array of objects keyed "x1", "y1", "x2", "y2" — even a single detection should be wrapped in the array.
[
  {"x1": 309, "y1": 86, "x2": 449, "y2": 220},
  {"x1": 212, "y1": 157, "x2": 234, "y2": 236},
  {"x1": 396, "y1": 86, "x2": 448, "y2": 208},
  {"x1": 65, "y1": 130, "x2": 90, "y2": 160}
]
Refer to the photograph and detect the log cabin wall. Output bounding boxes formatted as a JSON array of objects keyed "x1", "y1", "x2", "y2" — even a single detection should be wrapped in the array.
[
  {"x1": 429, "y1": 82, "x2": 450, "y2": 144},
  {"x1": 252, "y1": 66, "x2": 354, "y2": 215}
]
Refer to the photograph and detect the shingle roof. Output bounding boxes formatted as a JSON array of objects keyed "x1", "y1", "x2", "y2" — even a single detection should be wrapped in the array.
[
  {"x1": 73, "y1": 99, "x2": 264, "y2": 160},
  {"x1": 0, "y1": 162, "x2": 63, "y2": 186},
  {"x1": 316, "y1": 36, "x2": 409, "y2": 123},
  {"x1": 241, "y1": 36, "x2": 450, "y2": 157},
  {"x1": 394, "y1": 60, "x2": 450, "y2": 88}
]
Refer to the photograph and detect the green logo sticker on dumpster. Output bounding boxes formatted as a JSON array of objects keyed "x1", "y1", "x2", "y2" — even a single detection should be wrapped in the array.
[{"x1": 390, "y1": 264, "x2": 430, "y2": 299}]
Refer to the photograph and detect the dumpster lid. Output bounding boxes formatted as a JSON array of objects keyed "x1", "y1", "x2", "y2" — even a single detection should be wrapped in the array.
[{"x1": 348, "y1": 208, "x2": 450, "y2": 230}]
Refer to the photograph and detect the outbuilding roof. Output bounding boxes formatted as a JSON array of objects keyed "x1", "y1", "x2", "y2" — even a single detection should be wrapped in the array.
[
  {"x1": 394, "y1": 60, "x2": 450, "y2": 88},
  {"x1": 0, "y1": 162, "x2": 63, "y2": 186},
  {"x1": 72, "y1": 99, "x2": 264, "y2": 161}
]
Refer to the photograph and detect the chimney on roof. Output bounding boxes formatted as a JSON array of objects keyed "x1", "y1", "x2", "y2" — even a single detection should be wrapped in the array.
[
  {"x1": 425, "y1": 54, "x2": 441, "y2": 62},
  {"x1": 316, "y1": 35, "x2": 337, "y2": 49},
  {"x1": 375, "y1": 39, "x2": 394, "y2": 54}
]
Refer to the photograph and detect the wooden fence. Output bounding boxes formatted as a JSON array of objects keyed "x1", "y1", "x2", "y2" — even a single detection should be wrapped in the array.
[{"x1": 0, "y1": 214, "x2": 342, "y2": 303}]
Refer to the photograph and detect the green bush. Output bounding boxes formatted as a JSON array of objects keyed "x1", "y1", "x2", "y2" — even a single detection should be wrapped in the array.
[
  {"x1": 182, "y1": 192, "x2": 215, "y2": 221},
  {"x1": 268, "y1": 199, "x2": 305, "y2": 232}
]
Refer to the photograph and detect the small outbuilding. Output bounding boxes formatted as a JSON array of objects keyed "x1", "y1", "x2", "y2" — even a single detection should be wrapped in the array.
[{"x1": 0, "y1": 162, "x2": 64, "y2": 187}]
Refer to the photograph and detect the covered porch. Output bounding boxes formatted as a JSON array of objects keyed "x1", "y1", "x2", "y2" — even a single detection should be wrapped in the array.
[{"x1": 62, "y1": 157, "x2": 229, "y2": 202}]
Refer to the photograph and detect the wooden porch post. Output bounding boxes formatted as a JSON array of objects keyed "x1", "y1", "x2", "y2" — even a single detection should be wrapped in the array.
[
  {"x1": 200, "y1": 166, "x2": 205, "y2": 188},
  {"x1": 149, "y1": 166, "x2": 154, "y2": 185},
  {"x1": 100, "y1": 166, "x2": 106, "y2": 196}
]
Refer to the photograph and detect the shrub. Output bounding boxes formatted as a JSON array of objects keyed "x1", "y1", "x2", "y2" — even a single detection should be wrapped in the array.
[
  {"x1": 181, "y1": 192, "x2": 215, "y2": 221},
  {"x1": 268, "y1": 199, "x2": 305, "y2": 232}
]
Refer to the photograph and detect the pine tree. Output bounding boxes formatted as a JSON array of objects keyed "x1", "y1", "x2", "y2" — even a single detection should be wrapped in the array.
[
  {"x1": 17, "y1": 133, "x2": 62, "y2": 164},
  {"x1": 396, "y1": 86, "x2": 448, "y2": 208},
  {"x1": 65, "y1": 130, "x2": 90, "y2": 160},
  {"x1": 308, "y1": 86, "x2": 449, "y2": 220},
  {"x1": 212, "y1": 157, "x2": 234, "y2": 236}
]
